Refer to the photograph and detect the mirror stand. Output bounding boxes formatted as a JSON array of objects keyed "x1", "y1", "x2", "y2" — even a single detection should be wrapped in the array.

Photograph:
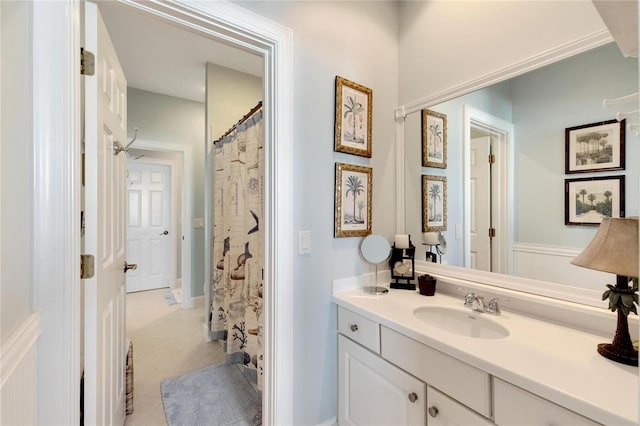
[{"x1": 360, "y1": 234, "x2": 392, "y2": 295}]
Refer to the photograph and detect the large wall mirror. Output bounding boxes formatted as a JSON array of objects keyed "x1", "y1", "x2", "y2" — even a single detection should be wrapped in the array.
[{"x1": 400, "y1": 42, "x2": 639, "y2": 305}]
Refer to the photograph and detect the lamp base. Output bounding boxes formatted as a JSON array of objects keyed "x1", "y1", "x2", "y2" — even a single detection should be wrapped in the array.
[{"x1": 597, "y1": 343, "x2": 638, "y2": 367}]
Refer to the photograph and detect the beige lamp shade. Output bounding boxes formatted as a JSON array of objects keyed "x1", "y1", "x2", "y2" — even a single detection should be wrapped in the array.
[{"x1": 571, "y1": 217, "x2": 639, "y2": 278}]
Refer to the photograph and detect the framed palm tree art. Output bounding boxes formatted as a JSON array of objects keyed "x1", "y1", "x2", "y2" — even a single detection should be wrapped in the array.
[
  {"x1": 422, "y1": 175, "x2": 447, "y2": 232},
  {"x1": 334, "y1": 76, "x2": 373, "y2": 158},
  {"x1": 422, "y1": 109, "x2": 447, "y2": 168},
  {"x1": 335, "y1": 162, "x2": 373, "y2": 238},
  {"x1": 565, "y1": 119, "x2": 625, "y2": 174},
  {"x1": 565, "y1": 175, "x2": 625, "y2": 226}
]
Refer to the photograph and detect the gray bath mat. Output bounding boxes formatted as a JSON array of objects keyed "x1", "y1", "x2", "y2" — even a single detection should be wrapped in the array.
[{"x1": 161, "y1": 363, "x2": 261, "y2": 426}]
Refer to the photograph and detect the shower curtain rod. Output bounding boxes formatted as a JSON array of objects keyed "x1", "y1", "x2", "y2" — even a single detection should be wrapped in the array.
[{"x1": 213, "y1": 101, "x2": 263, "y2": 145}]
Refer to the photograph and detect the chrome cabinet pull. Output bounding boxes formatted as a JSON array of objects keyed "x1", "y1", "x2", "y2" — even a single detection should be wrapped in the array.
[
  {"x1": 408, "y1": 392, "x2": 418, "y2": 403},
  {"x1": 428, "y1": 406, "x2": 439, "y2": 417},
  {"x1": 349, "y1": 324, "x2": 358, "y2": 332}
]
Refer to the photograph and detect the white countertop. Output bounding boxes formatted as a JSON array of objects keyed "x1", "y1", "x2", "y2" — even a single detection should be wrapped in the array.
[{"x1": 333, "y1": 288, "x2": 639, "y2": 426}]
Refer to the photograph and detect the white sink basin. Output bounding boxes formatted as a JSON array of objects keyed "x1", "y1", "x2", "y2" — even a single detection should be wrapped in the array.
[{"x1": 413, "y1": 306, "x2": 510, "y2": 339}]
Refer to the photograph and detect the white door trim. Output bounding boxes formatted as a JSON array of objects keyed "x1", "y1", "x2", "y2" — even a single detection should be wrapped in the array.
[
  {"x1": 130, "y1": 139, "x2": 194, "y2": 308},
  {"x1": 32, "y1": 1, "x2": 81, "y2": 424},
  {"x1": 34, "y1": 1, "x2": 293, "y2": 424},
  {"x1": 462, "y1": 106, "x2": 514, "y2": 274}
]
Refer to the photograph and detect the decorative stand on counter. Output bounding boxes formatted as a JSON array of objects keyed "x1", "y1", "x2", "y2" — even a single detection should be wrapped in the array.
[{"x1": 389, "y1": 234, "x2": 416, "y2": 290}]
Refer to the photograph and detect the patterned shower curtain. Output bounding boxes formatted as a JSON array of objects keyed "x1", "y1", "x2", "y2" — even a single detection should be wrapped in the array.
[{"x1": 210, "y1": 106, "x2": 264, "y2": 391}]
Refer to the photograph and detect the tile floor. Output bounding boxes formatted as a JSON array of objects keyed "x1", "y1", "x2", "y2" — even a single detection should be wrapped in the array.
[{"x1": 124, "y1": 288, "x2": 225, "y2": 426}]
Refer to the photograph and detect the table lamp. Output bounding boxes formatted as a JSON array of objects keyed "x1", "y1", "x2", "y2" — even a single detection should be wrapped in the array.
[{"x1": 571, "y1": 217, "x2": 638, "y2": 366}]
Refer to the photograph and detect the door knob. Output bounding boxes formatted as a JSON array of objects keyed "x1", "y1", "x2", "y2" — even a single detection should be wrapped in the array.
[
  {"x1": 428, "y1": 406, "x2": 439, "y2": 417},
  {"x1": 123, "y1": 261, "x2": 138, "y2": 273},
  {"x1": 408, "y1": 392, "x2": 418, "y2": 403},
  {"x1": 159, "y1": 230, "x2": 169, "y2": 236}
]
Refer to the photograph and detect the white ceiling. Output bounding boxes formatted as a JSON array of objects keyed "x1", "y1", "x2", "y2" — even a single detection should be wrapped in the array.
[{"x1": 98, "y1": 1, "x2": 263, "y2": 103}]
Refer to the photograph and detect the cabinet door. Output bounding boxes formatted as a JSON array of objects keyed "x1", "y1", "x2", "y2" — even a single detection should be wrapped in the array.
[
  {"x1": 427, "y1": 386, "x2": 494, "y2": 426},
  {"x1": 339, "y1": 335, "x2": 426, "y2": 426}
]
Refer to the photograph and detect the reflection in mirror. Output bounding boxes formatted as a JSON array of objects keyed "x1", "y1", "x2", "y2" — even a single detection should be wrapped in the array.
[
  {"x1": 403, "y1": 42, "x2": 639, "y2": 294},
  {"x1": 359, "y1": 234, "x2": 391, "y2": 295}
]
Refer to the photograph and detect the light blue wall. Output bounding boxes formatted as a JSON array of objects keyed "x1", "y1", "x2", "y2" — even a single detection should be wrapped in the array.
[
  {"x1": 127, "y1": 88, "x2": 206, "y2": 297},
  {"x1": 511, "y1": 42, "x2": 639, "y2": 248},
  {"x1": 234, "y1": 2, "x2": 399, "y2": 424}
]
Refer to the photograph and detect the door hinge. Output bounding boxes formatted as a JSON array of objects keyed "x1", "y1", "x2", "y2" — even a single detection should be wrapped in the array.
[
  {"x1": 489, "y1": 228, "x2": 496, "y2": 238},
  {"x1": 81, "y1": 254, "x2": 95, "y2": 279},
  {"x1": 81, "y1": 48, "x2": 95, "y2": 76},
  {"x1": 489, "y1": 154, "x2": 496, "y2": 164}
]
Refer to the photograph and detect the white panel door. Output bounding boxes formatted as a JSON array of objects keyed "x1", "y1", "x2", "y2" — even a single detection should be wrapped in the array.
[
  {"x1": 84, "y1": 3, "x2": 127, "y2": 424},
  {"x1": 338, "y1": 335, "x2": 426, "y2": 426},
  {"x1": 470, "y1": 136, "x2": 491, "y2": 272},
  {"x1": 126, "y1": 162, "x2": 172, "y2": 292}
]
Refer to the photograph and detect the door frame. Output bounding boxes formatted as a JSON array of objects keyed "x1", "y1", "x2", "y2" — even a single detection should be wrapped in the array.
[
  {"x1": 32, "y1": 1, "x2": 294, "y2": 424},
  {"x1": 462, "y1": 105, "x2": 514, "y2": 274},
  {"x1": 129, "y1": 139, "x2": 193, "y2": 308}
]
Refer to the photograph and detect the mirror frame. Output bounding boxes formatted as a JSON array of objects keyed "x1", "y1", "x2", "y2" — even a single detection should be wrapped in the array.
[{"x1": 394, "y1": 31, "x2": 613, "y2": 307}]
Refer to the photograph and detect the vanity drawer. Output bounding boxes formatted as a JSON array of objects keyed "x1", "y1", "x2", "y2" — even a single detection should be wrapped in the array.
[
  {"x1": 493, "y1": 378, "x2": 600, "y2": 426},
  {"x1": 381, "y1": 326, "x2": 491, "y2": 418},
  {"x1": 338, "y1": 306, "x2": 380, "y2": 353},
  {"x1": 427, "y1": 386, "x2": 494, "y2": 426}
]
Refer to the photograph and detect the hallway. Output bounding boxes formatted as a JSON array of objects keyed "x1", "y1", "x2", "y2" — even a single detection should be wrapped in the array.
[{"x1": 124, "y1": 289, "x2": 224, "y2": 425}]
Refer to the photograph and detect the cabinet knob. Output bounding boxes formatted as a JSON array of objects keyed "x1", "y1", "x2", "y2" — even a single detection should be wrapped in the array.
[
  {"x1": 350, "y1": 324, "x2": 358, "y2": 332},
  {"x1": 428, "y1": 406, "x2": 439, "y2": 417},
  {"x1": 408, "y1": 392, "x2": 418, "y2": 403}
]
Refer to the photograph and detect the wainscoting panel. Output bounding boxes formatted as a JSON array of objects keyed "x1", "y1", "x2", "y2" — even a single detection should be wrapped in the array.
[
  {"x1": 1, "y1": 313, "x2": 41, "y2": 425},
  {"x1": 513, "y1": 243, "x2": 614, "y2": 292}
]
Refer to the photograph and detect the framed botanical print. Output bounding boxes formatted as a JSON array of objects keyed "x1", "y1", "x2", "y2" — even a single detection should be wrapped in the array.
[
  {"x1": 422, "y1": 175, "x2": 447, "y2": 232},
  {"x1": 334, "y1": 76, "x2": 373, "y2": 158},
  {"x1": 565, "y1": 175, "x2": 625, "y2": 226},
  {"x1": 335, "y1": 162, "x2": 373, "y2": 237},
  {"x1": 565, "y1": 119, "x2": 625, "y2": 174},
  {"x1": 422, "y1": 109, "x2": 447, "y2": 168}
]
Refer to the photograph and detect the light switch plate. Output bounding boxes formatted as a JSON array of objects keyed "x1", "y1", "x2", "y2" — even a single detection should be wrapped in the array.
[{"x1": 299, "y1": 230, "x2": 311, "y2": 254}]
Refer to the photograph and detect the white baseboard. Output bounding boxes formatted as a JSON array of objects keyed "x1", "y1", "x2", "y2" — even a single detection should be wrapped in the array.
[{"x1": 1, "y1": 313, "x2": 41, "y2": 425}]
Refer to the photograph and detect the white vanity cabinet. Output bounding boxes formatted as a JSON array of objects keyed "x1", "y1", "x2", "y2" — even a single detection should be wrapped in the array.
[
  {"x1": 426, "y1": 386, "x2": 494, "y2": 426},
  {"x1": 338, "y1": 334, "x2": 427, "y2": 426},
  {"x1": 493, "y1": 379, "x2": 600, "y2": 426},
  {"x1": 337, "y1": 306, "x2": 491, "y2": 426}
]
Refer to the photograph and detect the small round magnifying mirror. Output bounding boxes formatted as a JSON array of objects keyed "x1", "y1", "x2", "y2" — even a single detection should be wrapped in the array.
[{"x1": 360, "y1": 234, "x2": 391, "y2": 295}]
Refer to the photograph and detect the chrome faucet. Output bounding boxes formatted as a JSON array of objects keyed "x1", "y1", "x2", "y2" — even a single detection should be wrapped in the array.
[
  {"x1": 486, "y1": 298, "x2": 501, "y2": 316},
  {"x1": 463, "y1": 292, "x2": 485, "y2": 312},
  {"x1": 463, "y1": 292, "x2": 500, "y2": 315}
]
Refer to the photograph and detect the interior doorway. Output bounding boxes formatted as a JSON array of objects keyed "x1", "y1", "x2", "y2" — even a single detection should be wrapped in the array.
[
  {"x1": 34, "y1": 1, "x2": 294, "y2": 423},
  {"x1": 463, "y1": 105, "x2": 514, "y2": 275}
]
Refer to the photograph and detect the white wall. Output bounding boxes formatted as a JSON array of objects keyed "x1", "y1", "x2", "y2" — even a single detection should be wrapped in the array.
[
  {"x1": 1, "y1": 4, "x2": 40, "y2": 424},
  {"x1": 1, "y1": 0, "x2": 33, "y2": 342},
  {"x1": 235, "y1": 2, "x2": 399, "y2": 424},
  {"x1": 127, "y1": 88, "x2": 206, "y2": 297},
  {"x1": 398, "y1": 1, "x2": 607, "y2": 105}
]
